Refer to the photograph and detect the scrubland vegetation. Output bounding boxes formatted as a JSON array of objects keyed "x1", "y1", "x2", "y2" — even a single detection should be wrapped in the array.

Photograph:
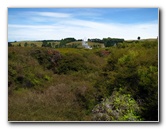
[{"x1": 8, "y1": 38, "x2": 158, "y2": 121}]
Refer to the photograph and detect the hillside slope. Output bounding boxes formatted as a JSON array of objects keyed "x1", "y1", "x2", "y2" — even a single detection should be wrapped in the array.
[{"x1": 8, "y1": 39, "x2": 158, "y2": 121}]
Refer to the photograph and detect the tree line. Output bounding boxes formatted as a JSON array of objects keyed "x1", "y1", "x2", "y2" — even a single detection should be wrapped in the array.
[{"x1": 9, "y1": 37, "x2": 142, "y2": 48}]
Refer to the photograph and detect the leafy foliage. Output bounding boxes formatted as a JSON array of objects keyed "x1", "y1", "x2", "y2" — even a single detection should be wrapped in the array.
[
  {"x1": 94, "y1": 39, "x2": 158, "y2": 121},
  {"x1": 41, "y1": 40, "x2": 52, "y2": 48},
  {"x1": 8, "y1": 39, "x2": 158, "y2": 121},
  {"x1": 8, "y1": 47, "x2": 54, "y2": 93},
  {"x1": 92, "y1": 89, "x2": 142, "y2": 121},
  {"x1": 103, "y1": 37, "x2": 124, "y2": 47},
  {"x1": 60, "y1": 37, "x2": 76, "y2": 47}
]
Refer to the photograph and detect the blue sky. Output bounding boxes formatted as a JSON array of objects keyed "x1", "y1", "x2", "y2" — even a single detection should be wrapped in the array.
[{"x1": 8, "y1": 8, "x2": 158, "y2": 41}]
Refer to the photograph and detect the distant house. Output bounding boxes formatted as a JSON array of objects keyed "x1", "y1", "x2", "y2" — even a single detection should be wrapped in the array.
[{"x1": 82, "y1": 40, "x2": 92, "y2": 49}]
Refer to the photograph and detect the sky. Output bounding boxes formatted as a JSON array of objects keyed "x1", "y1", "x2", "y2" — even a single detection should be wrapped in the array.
[{"x1": 8, "y1": 8, "x2": 158, "y2": 41}]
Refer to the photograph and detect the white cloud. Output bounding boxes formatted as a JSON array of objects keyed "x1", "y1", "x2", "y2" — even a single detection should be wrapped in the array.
[
  {"x1": 33, "y1": 12, "x2": 72, "y2": 18},
  {"x1": 8, "y1": 17, "x2": 158, "y2": 41}
]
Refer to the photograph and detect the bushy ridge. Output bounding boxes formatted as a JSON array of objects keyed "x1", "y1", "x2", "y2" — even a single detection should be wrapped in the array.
[
  {"x1": 94, "y1": 39, "x2": 158, "y2": 121},
  {"x1": 8, "y1": 39, "x2": 158, "y2": 121}
]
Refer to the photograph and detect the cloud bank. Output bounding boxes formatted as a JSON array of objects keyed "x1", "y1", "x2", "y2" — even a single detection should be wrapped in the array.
[{"x1": 8, "y1": 9, "x2": 158, "y2": 41}]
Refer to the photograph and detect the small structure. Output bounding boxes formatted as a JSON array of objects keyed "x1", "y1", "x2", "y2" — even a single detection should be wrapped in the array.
[{"x1": 82, "y1": 38, "x2": 92, "y2": 49}]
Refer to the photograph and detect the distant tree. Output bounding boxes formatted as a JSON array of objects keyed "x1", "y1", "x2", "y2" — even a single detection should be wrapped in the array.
[
  {"x1": 31, "y1": 43, "x2": 37, "y2": 47},
  {"x1": 71, "y1": 43, "x2": 79, "y2": 48},
  {"x1": 8, "y1": 43, "x2": 13, "y2": 47},
  {"x1": 41, "y1": 40, "x2": 53, "y2": 48},
  {"x1": 42, "y1": 40, "x2": 48, "y2": 47},
  {"x1": 89, "y1": 38, "x2": 103, "y2": 43},
  {"x1": 24, "y1": 42, "x2": 28, "y2": 47},
  {"x1": 137, "y1": 36, "x2": 141, "y2": 40},
  {"x1": 55, "y1": 44, "x2": 59, "y2": 48},
  {"x1": 52, "y1": 42, "x2": 56, "y2": 48},
  {"x1": 60, "y1": 37, "x2": 76, "y2": 47},
  {"x1": 48, "y1": 42, "x2": 52, "y2": 48},
  {"x1": 18, "y1": 43, "x2": 21, "y2": 47},
  {"x1": 103, "y1": 37, "x2": 124, "y2": 47}
]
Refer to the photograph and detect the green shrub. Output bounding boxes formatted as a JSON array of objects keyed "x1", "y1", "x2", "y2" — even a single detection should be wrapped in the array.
[
  {"x1": 8, "y1": 39, "x2": 158, "y2": 121},
  {"x1": 141, "y1": 40, "x2": 158, "y2": 48},
  {"x1": 8, "y1": 47, "x2": 54, "y2": 92},
  {"x1": 56, "y1": 53, "x2": 86, "y2": 74},
  {"x1": 92, "y1": 90, "x2": 142, "y2": 121},
  {"x1": 31, "y1": 48, "x2": 61, "y2": 71},
  {"x1": 94, "y1": 40, "x2": 158, "y2": 121}
]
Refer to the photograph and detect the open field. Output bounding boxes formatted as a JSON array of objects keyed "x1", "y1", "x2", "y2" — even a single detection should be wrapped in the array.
[
  {"x1": 10, "y1": 40, "x2": 105, "y2": 48},
  {"x1": 66, "y1": 41, "x2": 105, "y2": 48},
  {"x1": 11, "y1": 41, "x2": 60, "y2": 47}
]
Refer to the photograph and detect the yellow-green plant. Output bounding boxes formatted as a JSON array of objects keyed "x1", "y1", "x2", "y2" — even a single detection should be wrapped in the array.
[{"x1": 92, "y1": 90, "x2": 142, "y2": 121}]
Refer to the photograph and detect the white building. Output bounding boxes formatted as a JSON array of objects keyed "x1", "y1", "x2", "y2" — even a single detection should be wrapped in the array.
[{"x1": 82, "y1": 39, "x2": 92, "y2": 49}]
